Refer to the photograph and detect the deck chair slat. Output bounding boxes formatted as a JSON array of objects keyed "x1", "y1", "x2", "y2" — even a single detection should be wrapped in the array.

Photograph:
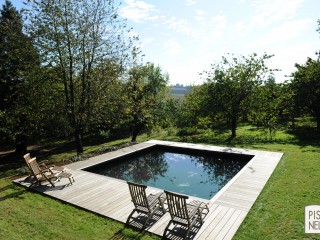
[
  {"x1": 164, "y1": 190, "x2": 209, "y2": 240},
  {"x1": 127, "y1": 181, "x2": 165, "y2": 229}
]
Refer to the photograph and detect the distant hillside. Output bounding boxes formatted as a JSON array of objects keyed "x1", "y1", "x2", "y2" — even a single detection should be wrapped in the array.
[{"x1": 170, "y1": 84, "x2": 191, "y2": 95}]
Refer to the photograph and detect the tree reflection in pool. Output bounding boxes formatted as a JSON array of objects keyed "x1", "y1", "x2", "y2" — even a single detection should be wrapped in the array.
[{"x1": 86, "y1": 148, "x2": 252, "y2": 200}]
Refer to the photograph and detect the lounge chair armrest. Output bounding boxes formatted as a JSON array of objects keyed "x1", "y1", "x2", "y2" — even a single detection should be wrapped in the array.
[
  {"x1": 29, "y1": 157, "x2": 50, "y2": 171},
  {"x1": 187, "y1": 203, "x2": 201, "y2": 218},
  {"x1": 38, "y1": 160, "x2": 49, "y2": 167},
  {"x1": 187, "y1": 200, "x2": 209, "y2": 218},
  {"x1": 38, "y1": 163, "x2": 51, "y2": 171},
  {"x1": 38, "y1": 160, "x2": 63, "y2": 171},
  {"x1": 149, "y1": 192, "x2": 165, "y2": 205},
  {"x1": 40, "y1": 160, "x2": 54, "y2": 168},
  {"x1": 188, "y1": 200, "x2": 209, "y2": 211},
  {"x1": 39, "y1": 163, "x2": 48, "y2": 168},
  {"x1": 187, "y1": 200, "x2": 202, "y2": 209},
  {"x1": 37, "y1": 160, "x2": 57, "y2": 174},
  {"x1": 50, "y1": 165, "x2": 66, "y2": 172}
]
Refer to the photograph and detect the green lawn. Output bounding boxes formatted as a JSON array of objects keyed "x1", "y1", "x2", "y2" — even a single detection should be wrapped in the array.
[
  {"x1": 0, "y1": 177, "x2": 159, "y2": 240},
  {"x1": 1, "y1": 125, "x2": 320, "y2": 239}
]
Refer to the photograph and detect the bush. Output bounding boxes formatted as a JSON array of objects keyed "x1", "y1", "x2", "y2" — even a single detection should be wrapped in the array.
[
  {"x1": 166, "y1": 127, "x2": 177, "y2": 136},
  {"x1": 176, "y1": 127, "x2": 205, "y2": 136}
]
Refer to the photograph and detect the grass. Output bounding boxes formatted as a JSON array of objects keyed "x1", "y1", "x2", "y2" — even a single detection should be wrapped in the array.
[
  {"x1": 0, "y1": 177, "x2": 159, "y2": 240},
  {"x1": 1, "y1": 123, "x2": 320, "y2": 239},
  {"x1": 0, "y1": 138, "x2": 159, "y2": 240},
  {"x1": 234, "y1": 150, "x2": 320, "y2": 239}
]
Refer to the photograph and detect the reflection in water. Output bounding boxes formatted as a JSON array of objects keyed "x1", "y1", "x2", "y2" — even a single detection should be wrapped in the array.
[
  {"x1": 98, "y1": 152, "x2": 169, "y2": 183},
  {"x1": 87, "y1": 149, "x2": 249, "y2": 200}
]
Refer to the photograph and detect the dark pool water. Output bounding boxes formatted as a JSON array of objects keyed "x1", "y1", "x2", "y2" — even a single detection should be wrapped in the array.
[{"x1": 85, "y1": 147, "x2": 252, "y2": 199}]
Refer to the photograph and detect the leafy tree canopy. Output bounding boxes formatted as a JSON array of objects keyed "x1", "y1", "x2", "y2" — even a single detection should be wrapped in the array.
[
  {"x1": 126, "y1": 63, "x2": 169, "y2": 142},
  {"x1": 0, "y1": 0, "x2": 38, "y2": 110},
  {"x1": 0, "y1": 0, "x2": 40, "y2": 154},
  {"x1": 25, "y1": 0, "x2": 137, "y2": 153},
  {"x1": 200, "y1": 53, "x2": 276, "y2": 137},
  {"x1": 291, "y1": 57, "x2": 320, "y2": 129}
]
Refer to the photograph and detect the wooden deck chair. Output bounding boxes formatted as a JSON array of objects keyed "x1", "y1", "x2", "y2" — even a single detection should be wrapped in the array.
[
  {"x1": 24, "y1": 154, "x2": 75, "y2": 186},
  {"x1": 27, "y1": 158, "x2": 60, "y2": 187},
  {"x1": 163, "y1": 190, "x2": 209, "y2": 240},
  {"x1": 23, "y1": 153, "x2": 65, "y2": 174},
  {"x1": 126, "y1": 181, "x2": 166, "y2": 229}
]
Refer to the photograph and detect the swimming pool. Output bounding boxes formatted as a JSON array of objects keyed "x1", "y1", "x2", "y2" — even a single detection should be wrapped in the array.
[{"x1": 85, "y1": 146, "x2": 253, "y2": 200}]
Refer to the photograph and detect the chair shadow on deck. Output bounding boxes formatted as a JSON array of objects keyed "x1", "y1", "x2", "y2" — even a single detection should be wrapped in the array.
[
  {"x1": 162, "y1": 190, "x2": 210, "y2": 240},
  {"x1": 126, "y1": 208, "x2": 166, "y2": 230},
  {"x1": 162, "y1": 221, "x2": 203, "y2": 240},
  {"x1": 18, "y1": 175, "x2": 73, "y2": 192},
  {"x1": 126, "y1": 181, "x2": 167, "y2": 231}
]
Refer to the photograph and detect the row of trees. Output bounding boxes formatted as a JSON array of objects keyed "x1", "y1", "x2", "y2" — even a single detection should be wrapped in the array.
[
  {"x1": 0, "y1": 0, "x2": 172, "y2": 155},
  {"x1": 181, "y1": 52, "x2": 320, "y2": 138},
  {"x1": 177, "y1": 20, "x2": 320, "y2": 138},
  {"x1": 1, "y1": 0, "x2": 319, "y2": 156}
]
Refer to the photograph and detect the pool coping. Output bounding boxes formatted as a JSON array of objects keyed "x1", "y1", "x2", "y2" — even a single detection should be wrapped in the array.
[
  {"x1": 76, "y1": 140, "x2": 256, "y2": 202},
  {"x1": 14, "y1": 140, "x2": 283, "y2": 239}
]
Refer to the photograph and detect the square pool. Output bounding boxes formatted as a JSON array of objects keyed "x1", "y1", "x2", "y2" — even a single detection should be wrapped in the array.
[{"x1": 84, "y1": 146, "x2": 253, "y2": 200}]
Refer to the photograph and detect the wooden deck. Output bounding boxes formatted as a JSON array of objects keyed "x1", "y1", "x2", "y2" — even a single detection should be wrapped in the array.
[{"x1": 14, "y1": 140, "x2": 283, "y2": 240}]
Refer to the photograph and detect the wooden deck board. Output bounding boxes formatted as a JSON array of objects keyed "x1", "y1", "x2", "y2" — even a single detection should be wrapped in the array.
[
  {"x1": 215, "y1": 209, "x2": 242, "y2": 240},
  {"x1": 223, "y1": 211, "x2": 248, "y2": 240},
  {"x1": 14, "y1": 140, "x2": 282, "y2": 240},
  {"x1": 207, "y1": 207, "x2": 237, "y2": 239}
]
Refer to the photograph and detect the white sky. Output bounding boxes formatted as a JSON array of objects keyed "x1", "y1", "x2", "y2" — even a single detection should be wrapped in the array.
[
  {"x1": 3, "y1": 0, "x2": 319, "y2": 85},
  {"x1": 119, "y1": 0, "x2": 320, "y2": 85}
]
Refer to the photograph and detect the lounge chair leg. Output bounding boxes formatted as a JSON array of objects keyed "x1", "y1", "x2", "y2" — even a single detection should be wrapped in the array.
[
  {"x1": 126, "y1": 210, "x2": 136, "y2": 226},
  {"x1": 185, "y1": 224, "x2": 193, "y2": 240},
  {"x1": 160, "y1": 197, "x2": 165, "y2": 213},
  {"x1": 162, "y1": 220, "x2": 173, "y2": 240},
  {"x1": 68, "y1": 176, "x2": 74, "y2": 184},
  {"x1": 143, "y1": 212, "x2": 153, "y2": 229}
]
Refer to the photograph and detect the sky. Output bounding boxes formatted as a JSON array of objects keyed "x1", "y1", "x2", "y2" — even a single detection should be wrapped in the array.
[
  {"x1": 3, "y1": 0, "x2": 320, "y2": 85},
  {"x1": 119, "y1": 0, "x2": 319, "y2": 85}
]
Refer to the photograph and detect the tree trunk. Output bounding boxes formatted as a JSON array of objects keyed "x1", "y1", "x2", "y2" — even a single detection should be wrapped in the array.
[
  {"x1": 15, "y1": 133, "x2": 27, "y2": 157},
  {"x1": 231, "y1": 117, "x2": 237, "y2": 138},
  {"x1": 131, "y1": 126, "x2": 139, "y2": 142},
  {"x1": 317, "y1": 116, "x2": 320, "y2": 131},
  {"x1": 74, "y1": 127, "x2": 83, "y2": 154},
  {"x1": 291, "y1": 116, "x2": 295, "y2": 129}
]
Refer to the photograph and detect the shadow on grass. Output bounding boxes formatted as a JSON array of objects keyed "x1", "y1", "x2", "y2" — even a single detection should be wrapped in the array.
[
  {"x1": 178, "y1": 135, "x2": 293, "y2": 147},
  {"x1": 285, "y1": 126, "x2": 320, "y2": 151},
  {"x1": 109, "y1": 229, "x2": 129, "y2": 240},
  {"x1": 0, "y1": 135, "x2": 134, "y2": 174},
  {"x1": 0, "y1": 183, "x2": 27, "y2": 202},
  {"x1": 0, "y1": 152, "x2": 26, "y2": 175},
  {"x1": 109, "y1": 227, "x2": 155, "y2": 240}
]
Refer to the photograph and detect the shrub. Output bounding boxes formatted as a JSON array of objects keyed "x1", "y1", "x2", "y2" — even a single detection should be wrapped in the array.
[{"x1": 177, "y1": 127, "x2": 205, "y2": 136}]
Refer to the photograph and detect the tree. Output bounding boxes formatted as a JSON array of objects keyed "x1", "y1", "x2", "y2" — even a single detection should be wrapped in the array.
[
  {"x1": 317, "y1": 19, "x2": 320, "y2": 56},
  {"x1": 248, "y1": 77, "x2": 282, "y2": 138},
  {"x1": 0, "y1": 0, "x2": 39, "y2": 155},
  {"x1": 155, "y1": 96, "x2": 181, "y2": 129},
  {"x1": 87, "y1": 59, "x2": 128, "y2": 135},
  {"x1": 278, "y1": 81, "x2": 297, "y2": 128},
  {"x1": 25, "y1": 0, "x2": 135, "y2": 154},
  {"x1": 202, "y1": 53, "x2": 275, "y2": 137},
  {"x1": 126, "y1": 63, "x2": 168, "y2": 142},
  {"x1": 291, "y1": 58, "x2": 320, "y2": 129},
  {"x1": 180, "y1": 84, "x2": 213, "y2": 128}
]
